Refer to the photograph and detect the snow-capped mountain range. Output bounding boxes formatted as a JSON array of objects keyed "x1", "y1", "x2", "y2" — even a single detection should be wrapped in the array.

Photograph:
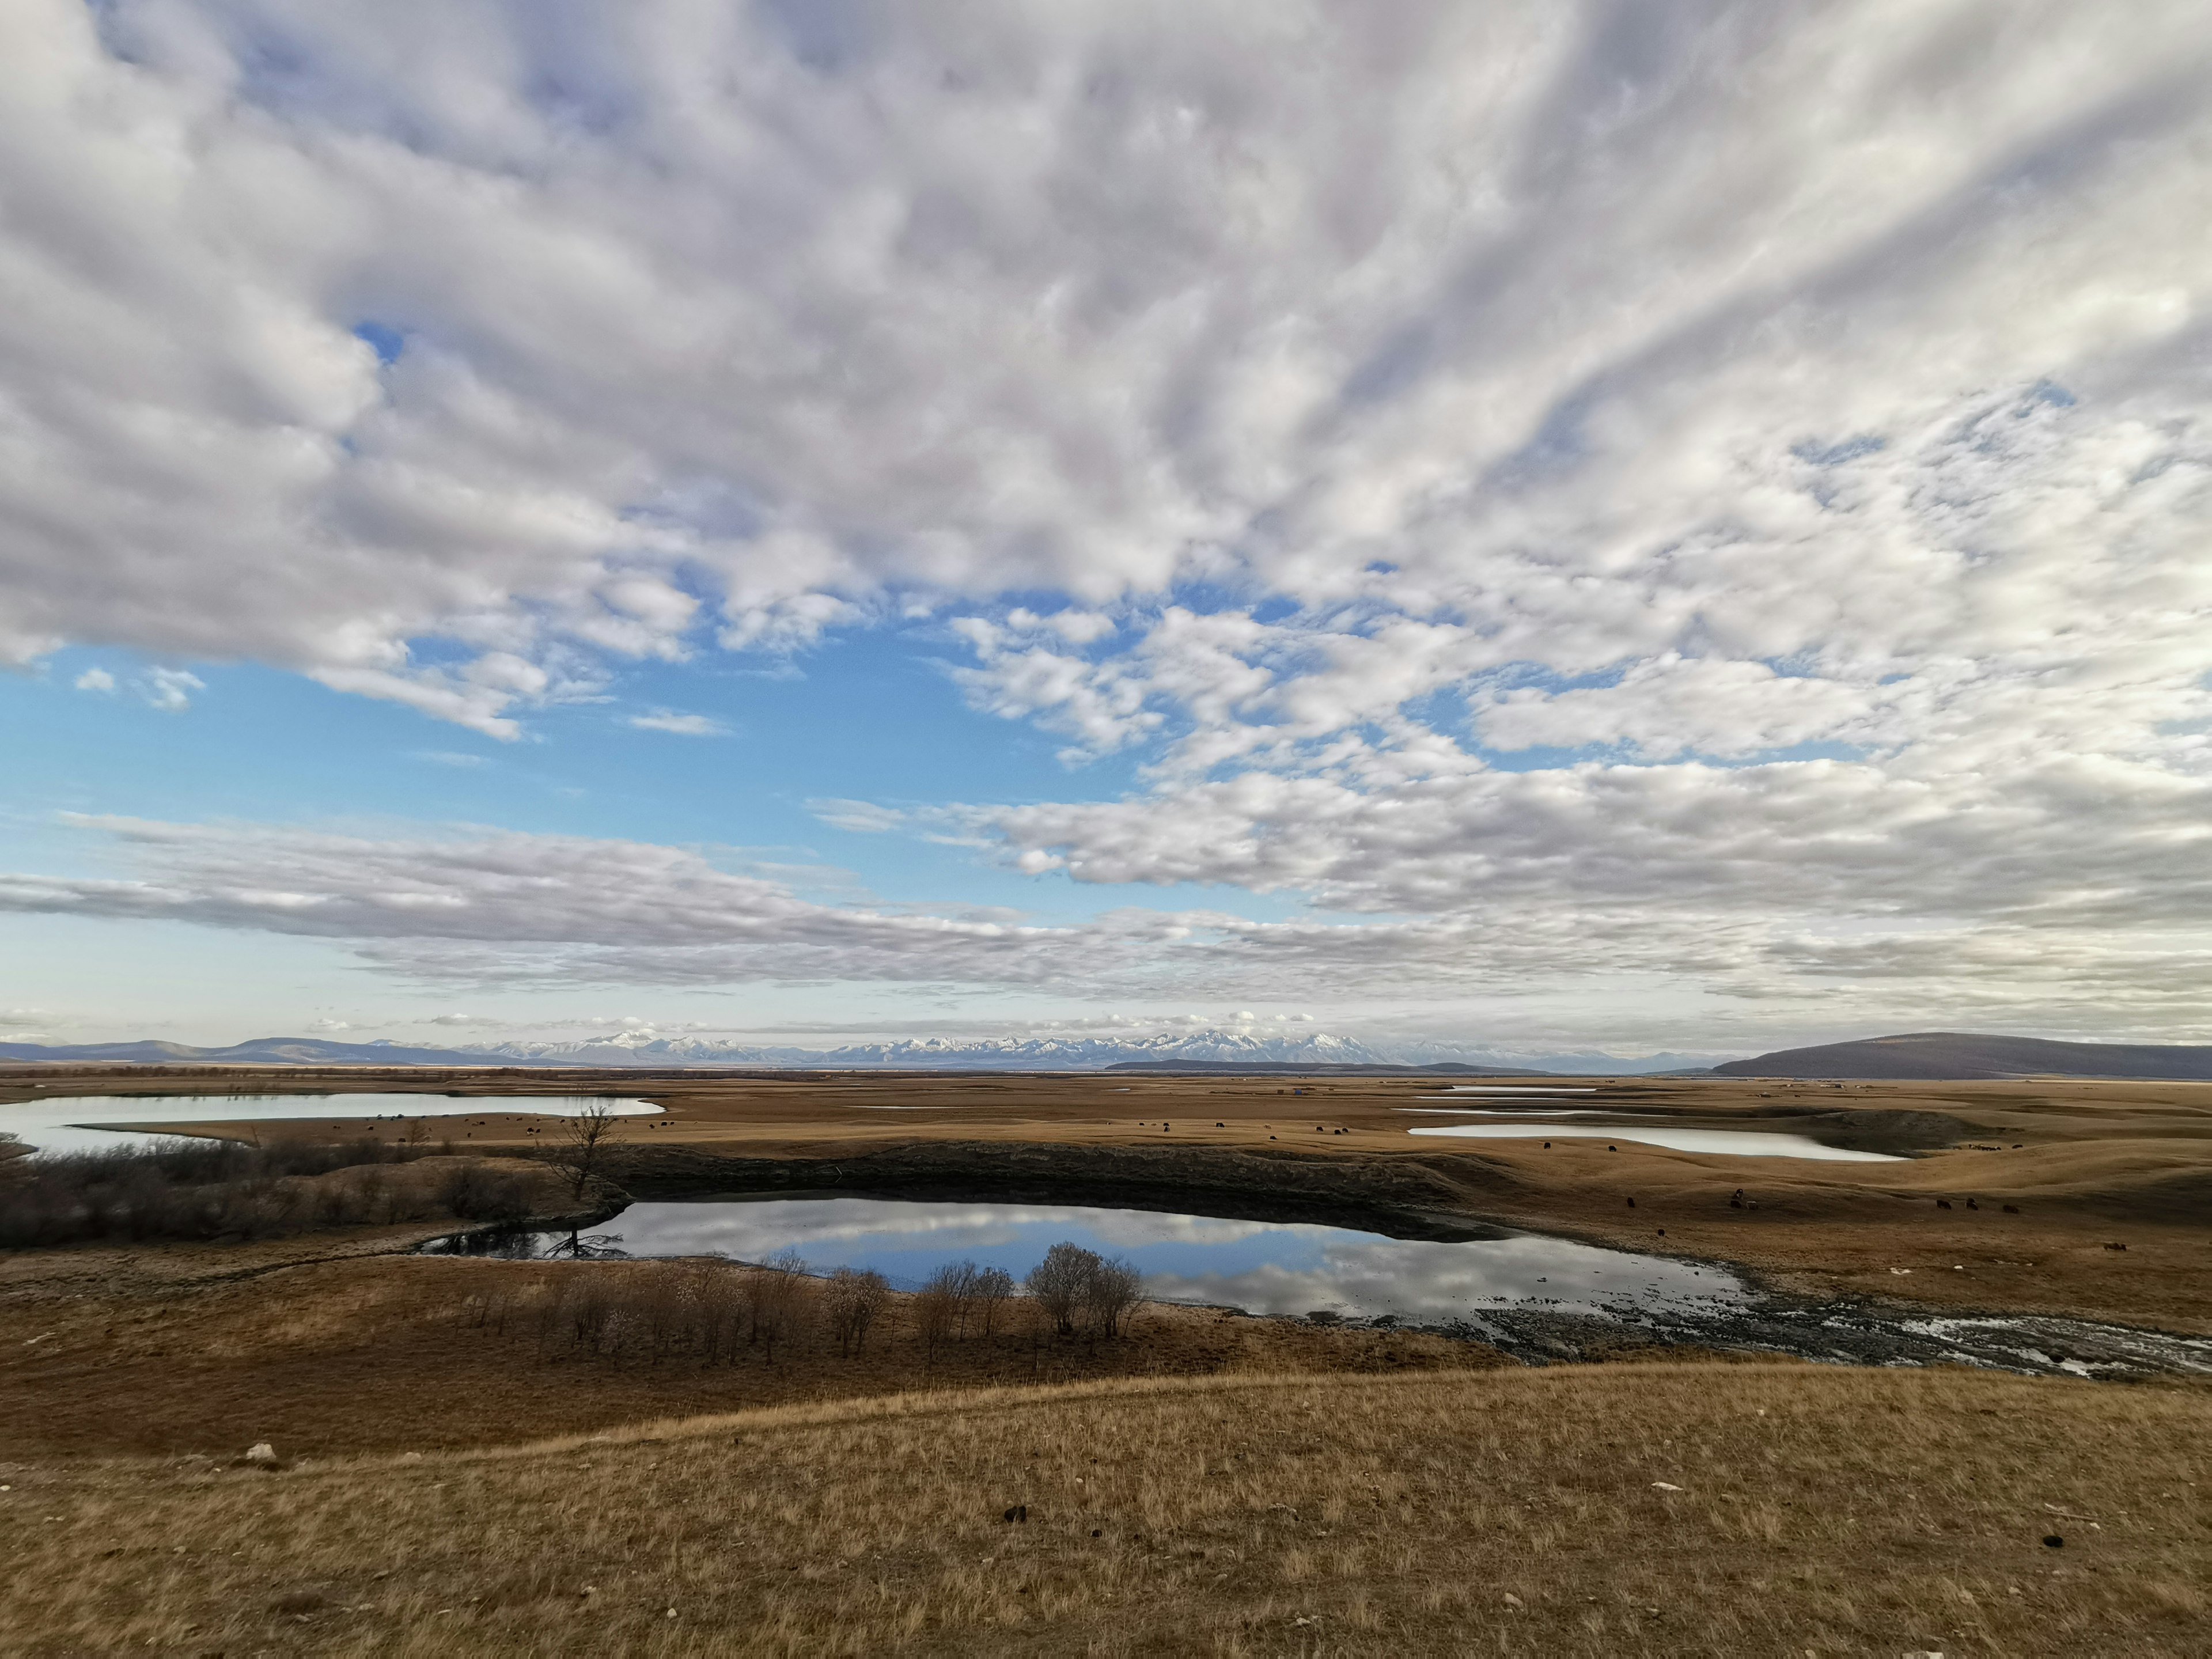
[
  {"x1": 0, "y1": 1027, "x2": 1641, "y2": 1072},
  {"x1": 483, "y1": 1028, "x2": 1398, "y2": 1069}
]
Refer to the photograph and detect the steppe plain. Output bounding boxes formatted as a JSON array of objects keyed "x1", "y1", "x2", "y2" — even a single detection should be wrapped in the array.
[{"x1": 2, "y1": 1065, "x2": 2208, "y2": 1655}]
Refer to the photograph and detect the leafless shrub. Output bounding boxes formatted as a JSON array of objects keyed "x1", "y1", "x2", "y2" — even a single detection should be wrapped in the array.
[
  {"x1": 550, "y1": 1273, "x2": 620, "y2": 1357},
  {"x1": 0, "y1": 1133, "x2": 535, "y2": 1249},
  {"x1": 912, "y1": 1268, "x2": 959, "y2": 1362},
  {"x1": 744, "y1": 1250, "x2": 811, "y2": 1364},
  {"x1": 695, "y1": 1261, "x2": 748, "y2": 1364},
  {"x1": 971, "y1": 1266, "x2": 1016, "y2": 1336},
  {"x1": 1025, "y1": 1242, "x2": 1145, "y2": 1338},
  {"x1": 1024, "y1": 1242, "x2": 1097, "y2": 1336},
  {"x1": 440, "y1": 1162, "x2": 533, "y2": 1224},
  {"x1": 824, "y1": 1266, "x2": 890, "y2": 1356},
  {"x1": 1084, "y1": 1256, "x2": 1145, "y2": 1338}
]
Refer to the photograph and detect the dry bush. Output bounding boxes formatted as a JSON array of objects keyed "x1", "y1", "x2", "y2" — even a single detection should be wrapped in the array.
[
  {"x1": 516, "y1": 1256, "x2": 819, "y2": 1369},
  {"x1": 742, "y1": 1251, "x2": 810, "y2": 1363},
  {"x1": 972, "y1": 1264, "x2": 1016, "y2": 1336},
  {"x1": 911, "y1": 1278, "x2": 955, "y2": 1361},
  {"x1": 1083, "y1": 1256, "x2": 1143, "y2": 1338},
  {"x1": 824, "y1": 1266, "x2": 891, "y2": 1355},
  {"x1": 1025, "y1": 1243, "x2": 1091, "y2": 1336},
  {"x1": 0, "y1": 1136, "x2": 546, "y2": 1249},
  {"x1": 1026, "y1": 1242, "x2": 1143, "y2": 1338}
]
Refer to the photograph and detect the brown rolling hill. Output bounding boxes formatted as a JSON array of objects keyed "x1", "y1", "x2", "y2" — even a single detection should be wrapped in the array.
[{"x1": 1716, "y1": 1031, "x2": 2212, "y2": 1080}]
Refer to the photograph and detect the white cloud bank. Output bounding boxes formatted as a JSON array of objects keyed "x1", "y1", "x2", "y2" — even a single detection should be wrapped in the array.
[
  {"x1": 2, "y1": 2, "x2": 2209, "y2": 1036},
  {"x1": 2, "y1": 815, "x2": 2207, "y2": 1041}
]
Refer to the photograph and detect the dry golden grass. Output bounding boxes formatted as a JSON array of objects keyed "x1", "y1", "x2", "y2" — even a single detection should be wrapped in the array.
[
  {"x1": 0, "y1": 1252, "x2": 1508, "y2": 1458},
  {"x1": 3, "y1": 1363, "x2": 2205, "y2": 1656}
]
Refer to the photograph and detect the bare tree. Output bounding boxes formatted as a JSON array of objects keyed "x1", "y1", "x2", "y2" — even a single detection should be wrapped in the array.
[
  {"x1": 696, "y1": 1261, "x2": 748, "y2": 1365},
  {"x1": 555, "y1": 1099, "x2": 622, "y2": 1198},
  {"x1": 824, "y1": 1266, "x2": 890, "y2": 1356},
  {"x1": 912, "y1": 1269, "x2": 957, "y2": 1363},
  {"x1": 1025, "y1": 1241, "x2": 1099, "y2": 1337},
  {"x1": 971, "y1": 1265, "x2": 1016, "y2": 1337},
  {"x1": 744, "y1": 1248, "x2": 810, "y2": 1365},
  {"x1": 1084, "y1": 1255, "x2": 1145, "y2": 1338}
]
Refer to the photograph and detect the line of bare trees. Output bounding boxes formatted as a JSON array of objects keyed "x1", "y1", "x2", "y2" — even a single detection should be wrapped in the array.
[{"x1": 457, "y1": 1241, "x2": 1146, "y2": 1367}]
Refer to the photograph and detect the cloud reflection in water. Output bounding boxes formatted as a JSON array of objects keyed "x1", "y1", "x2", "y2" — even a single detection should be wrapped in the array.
[{"x1": 552, "y1": 1197, "x2": 1745, "y2": 1320}]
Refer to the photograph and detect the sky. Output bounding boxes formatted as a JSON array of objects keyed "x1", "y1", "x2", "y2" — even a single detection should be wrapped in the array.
[{"x1": 2, "y1": 0, "x2": 2210, "y2": 1059}]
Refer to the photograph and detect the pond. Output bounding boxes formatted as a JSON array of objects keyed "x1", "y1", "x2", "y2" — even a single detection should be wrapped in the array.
[
  {"x1": 1428, "y1": 1086, "x2": 1601, "y2": 1094},
  {"x1": 1404, "y1": 1123, "x2": 1902, "y2": 1161},
  {"x1": 426, "y1": 1193, "x2": 1747, "y2": 1322},
  {"x1": 0, "y1": 1093, "x2": 664, "y2": 1156}
]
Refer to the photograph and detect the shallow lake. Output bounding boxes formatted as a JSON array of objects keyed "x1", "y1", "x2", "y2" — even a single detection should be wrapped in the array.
[
  {"x1": 1405, "y1": 1123, "x2": 1901, "y2": 1161},
  {"x1": 1430, "y1": 1086, "x2": 1601, "y2": 1095},
  {"x1": 428, "y1": 1194, "x2": 1747, "y2": 1321},
  {"x1": 0, "y1": 1093, "x2": 663, "y2": 1156}
]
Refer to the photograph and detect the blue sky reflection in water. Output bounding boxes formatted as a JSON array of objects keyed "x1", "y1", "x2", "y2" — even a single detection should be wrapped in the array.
[{"x1": 497, "y1": 1196, "x2": 1746, "y2": 1321}]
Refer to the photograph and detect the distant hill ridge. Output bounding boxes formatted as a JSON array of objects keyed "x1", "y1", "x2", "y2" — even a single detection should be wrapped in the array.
[
  {"x1": 1713, "y1": 1032, "x2": 2212, "y2": 1081},
  {"x1": 0, "y1": 1028, "x2": 1437, "y2": 1071},
  {"x1": 1102, "y1": 1059, "x2": 1549, "y2": 1076},
  {"x1": 10, "y1": 1029, "x2": 2207, "y2": 1079}
]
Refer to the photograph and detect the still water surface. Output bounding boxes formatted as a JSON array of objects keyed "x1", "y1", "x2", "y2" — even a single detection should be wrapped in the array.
[
  {"x1": 433, "y1": 1194, "x2": 1746, "y2": 1321},
  {"x1": 0, "y1": 1093, "x2": 662, "y2": 1155},
  {"x1": 1404, "y1": 1122, "x2": 1900, "y2": 1160}
]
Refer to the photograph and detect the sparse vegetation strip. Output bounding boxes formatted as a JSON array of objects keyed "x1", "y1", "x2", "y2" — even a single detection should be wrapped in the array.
[{"x1": 0, "y1": 1134, "x2": 562, "y2": 1248}]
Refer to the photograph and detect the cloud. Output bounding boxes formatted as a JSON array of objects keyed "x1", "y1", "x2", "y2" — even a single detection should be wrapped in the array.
[
  {"x1": 0, "y1": 815, "x2": 1186, "y2": 991},
  {"x1": 1, "y1": 4, "x2": 2209, "y2": 1038},
  {"x1": 2, "y1": 812, "x2": 2209, "y2": 1042},
  {"x1": 627, "y1": 709, "x2": 729, "y2": 737},
  {"x1": 74, "y1": 668, "x2": 116, "y2": 693},
  {"x1": 141, "y1": 669, "x2": 204, "y2": 712},
  {"x1": 808, "y1": 799, "x2": 910, "y2": 835},
  {"x1": 0, "y1": 2, "x2": 2200, "y2": 724}
]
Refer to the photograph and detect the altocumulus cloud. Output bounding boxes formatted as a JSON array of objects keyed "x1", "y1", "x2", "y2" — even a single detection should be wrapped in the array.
[
  {"x1": 2, "y1": 2, "x2": 2210, "y2": 1033},
  {"x1": 3, "y1": 815, "x2": 2209, "y2": 1038}
]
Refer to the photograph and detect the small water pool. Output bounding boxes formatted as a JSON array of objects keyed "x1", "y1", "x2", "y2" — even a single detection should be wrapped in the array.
[
  {"x1": 1406, "y1": 1123, "x2": 1901, "y2": 1161},
  {"x1": 1402, "y1": 1107, "x2": 1611, "y2": 1116},
  {"x1": 1431, "y1": 1086, "x2": 1601, "y2": 1095},
  {"x1": 429, "y1": 1194, "x2": 1746, "y2": 1321},
  {"x1": 0, "y1": 1093, "x2": 663, "y2": 1156}
]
